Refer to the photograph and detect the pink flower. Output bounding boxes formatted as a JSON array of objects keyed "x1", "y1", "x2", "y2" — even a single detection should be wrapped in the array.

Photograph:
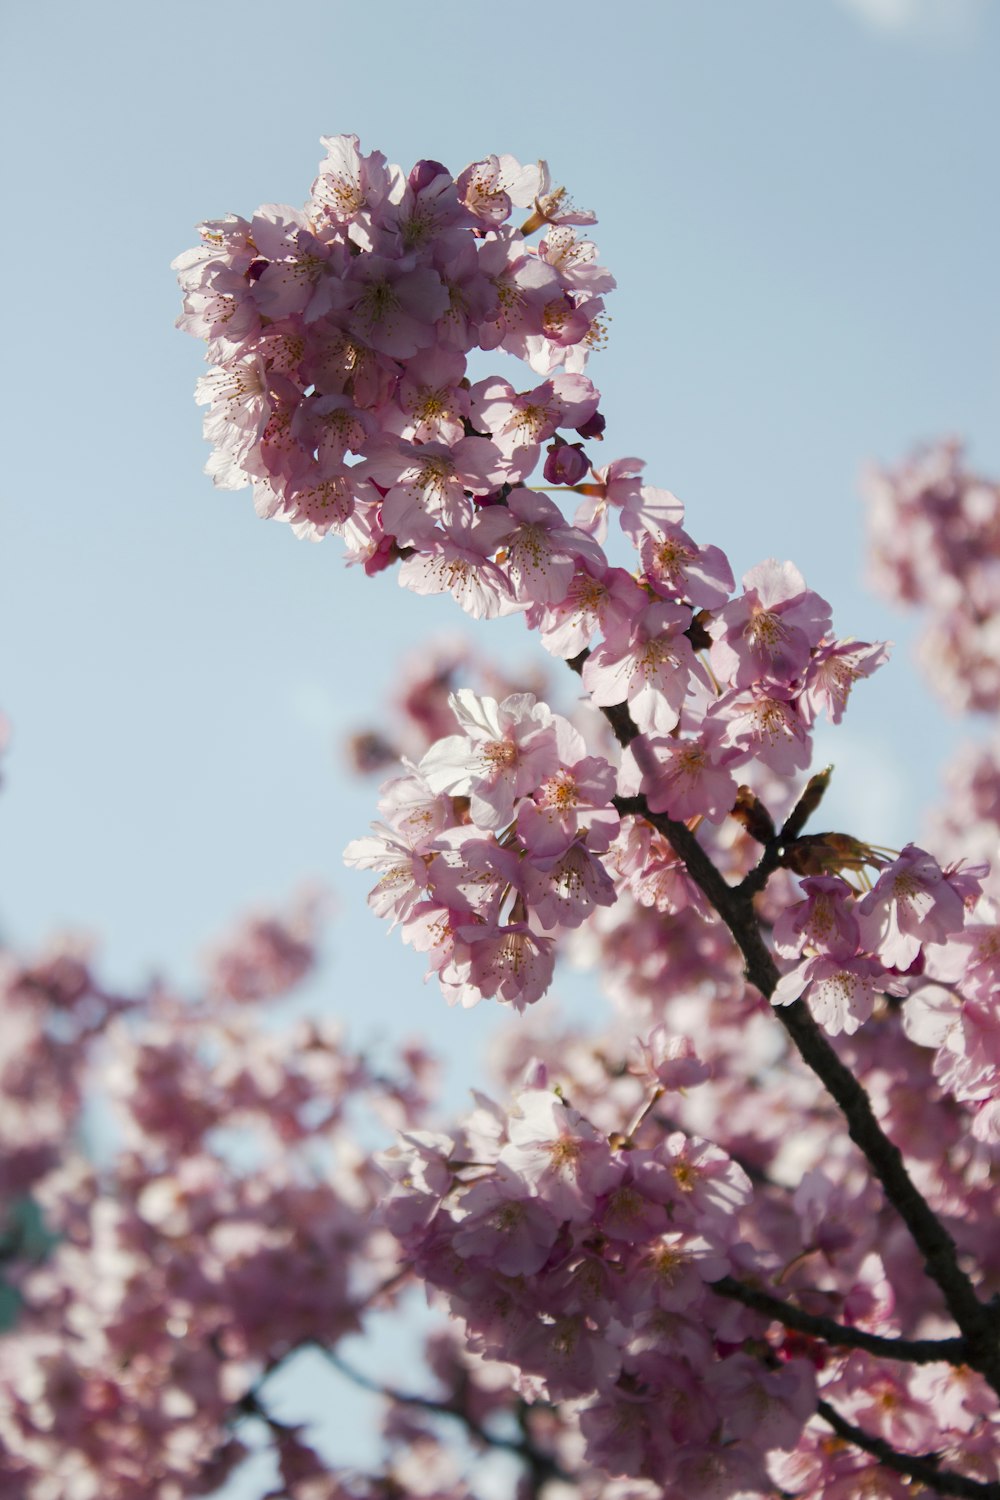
[
  {"x1": 452, "y1": 922, "x2": 557, "y2": 1010},
  {"x1": 501, "y1": 488, "x2": 607, "y2": 606},
  {"x1": 476, "y1": 229, "x2": 562, "y2": 350},
  {"x1": 530, "y1": 563, "x2": 647, "y2": 660},
  {"x1": 599, "y1": 1176, "x2": 670, "y2": 1242},
  {"x1": 520, "y1": 840, "x2": 618, "y2": 930},
  {"x1": 392, "y1": 347, "x2": 470, "y2": 445},
  {"x1": 537, "y1": 225, "x2": 617, "y2": 297},
  {"x1": 290, "y1": 394, "x2": 369, "y2": 468},
  {"x1": 578, "y1": 1388, "x2": 659, "y2": 1478},
  {"x1": 343, "y1": 823, "x2": 437, "y2": 925},
  {"x1": 857, "y1": 844, "x2": 967, "y2": 969},
  {"x1": 515, "y1": 722, "x2": 618, "y2": 857},
  {"x1": 420, "y1": 690, "x2": 559, "y2": 830},
  {"x1": 773, "y1": 953, "x2": 905, "y2": 1035},
  {"x1": 263, "y1": 465, "x2": 360, "y2": 538},
  {"x1": 377, "y1": 1130, "x2": 456, "y2": 1237},
  {"x1": 470, "y1": 372, "x2": 598, "y2": 472},
  {"x1": 456, "y1": 155, "x2": 543, "y2": 225},
  {"x1": 620, "y1": 1230, "x2": 730, "y2": 1317},
  {"x1": 710, "y1": 559, "x2": 832, "y2": 689},
  {"x1": 340, "y1": 254, "x2": 450, "y2": 358},
  {"x1": 620, "y1": 729, "x2": 740, "y2": 823},
  {"x1": 628, "y1": 1030, "x2": 711, "y2": 1092},
  {"x1": 582, "y1": 601, "x2": 704, "y2": 735},
  {"x1": 772, "y1": 876, "x2": 861, "y2": 960},
  {"x1": 451, "y1": 1166, "x2": 561, "y2": 1274},
  {"x1": 930, "y1": 994, "x2": 1000, "y2": 1110},
  {"x1": 715, "y1": 681, "x2": 813, "y2": 776},
  {"x1": 398, "y1": 509, "x2": 516, "y2": 619},
  {"x1": 573, "y1": 456, "x2": 645, "y2": 539},
  {"x1": 363, "y1": 435, "x2": 507, "y2": 542},
  {"x1": 800, "y1": 638, "x2": 891, "y2": 725},
  {"x1": 499, "y1": 1089, "x2": 624, "y2": 1221},
  {"x1": 924, "y1": 919, "x2": 1000, "y2": 1003},
  {"x1": 247, "y1": 207, "x2": 343, "y2": 322},
  {"x1": 634, "y1": 1134, "x2": 752, "y2": 1233},
  {"x1": 637, "y1": 521, "x2": 735, "y2": 610},
  {"x1": 195, "y1": 355, "x2": 270, "y2": 490},
  {"x1": 522, "y1": 162, "x2": 598, "y2": 231},
  {"x1": 311, "y1": 133, "x2": 391, "y2": 247}
]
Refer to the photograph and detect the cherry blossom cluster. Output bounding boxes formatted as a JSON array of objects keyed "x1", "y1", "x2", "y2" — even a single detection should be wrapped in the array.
[
  {"x1": 176, "y1": 140, "x2": 894, "y2": 1029},
  {"x1": 376, "y1": 1010, "x2": 1000, "y2": 1496},
  {"x1": 0, "y1": 899, "x2": 433, "y2": 1500},
  {"x1": 469, "y1": 1011, "x2": 1000, "y2": 1495},
  {"x1": 346, "y1": 689, "x2": 620, "y2": 1010},
  {"x1": 345, "y1": 575, "x2": 899, "y2": 1018},
  {"x1": 173, "y1": 135, "x2": 611, "y2": 563},
  {"x1": 867, "y1": 439, "x2": 1000, "y2": 711},
  {"x1": 0, "y1": 938, "x2": 123, "y2": 1206},
  {"x1": 164, "y1": 132, "x2": 1000, "y2": 1495},
  {"x1": 378, "y1": 1061, "x2": 818, "y2": 1494},
  {"x1": 344, "y1": 675, "x2": 980, "y2": 1045},
  {"x1": 771, "y1": 844, "x2": 980, "y2": 1035}
]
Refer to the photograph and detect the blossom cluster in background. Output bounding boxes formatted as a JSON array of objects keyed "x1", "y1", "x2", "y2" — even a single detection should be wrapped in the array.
[{"x1": 867, "y1": 440, "x2": 1000, "y2": 712}]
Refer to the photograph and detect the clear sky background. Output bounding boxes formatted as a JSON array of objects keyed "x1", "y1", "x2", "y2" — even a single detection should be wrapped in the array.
[{"x1": 2, "y1": 0, "x2": 998, "y2": 1488}]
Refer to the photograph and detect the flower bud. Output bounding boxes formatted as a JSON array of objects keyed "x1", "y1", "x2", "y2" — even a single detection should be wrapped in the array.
[{"x1": 543, "y1": 439, "x2": 589, "y2": 486}]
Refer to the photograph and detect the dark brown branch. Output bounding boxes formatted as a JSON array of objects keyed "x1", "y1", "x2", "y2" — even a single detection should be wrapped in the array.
[
  {"x1": 711, "y1": 1276, "x2": 967, "y2": 1364},
  {"x1": 737, "y1": 767, "x2": 832, "y2": 898},
  {"x1": 816, "y1": 1399, "x2": 1000, "y2": 1498}
]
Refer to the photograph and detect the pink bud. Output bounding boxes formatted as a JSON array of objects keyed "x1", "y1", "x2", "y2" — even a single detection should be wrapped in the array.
[
  {"x1": 576, "y1": 411, "x2": 606, "y2": 440},
  {"x1": 364, "y1": 534, "x2": 403, "y2": 576},
  {"x1": 409, "y1": 158, "x2": 451, "y2": 193},
  {"x1": 544, "y1": 440, "x2": 589, "y2": 486}
]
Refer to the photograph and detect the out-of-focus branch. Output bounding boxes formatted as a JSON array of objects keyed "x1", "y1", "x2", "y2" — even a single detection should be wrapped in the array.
[{"x1": 325, "y1": 1350, "x2": 571, "y2": 1485}]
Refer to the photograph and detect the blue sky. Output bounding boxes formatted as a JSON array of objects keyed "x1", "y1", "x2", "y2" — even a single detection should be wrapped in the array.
[{"x1": 2, "y1": 0, "x2": 998, "y2": 1484}]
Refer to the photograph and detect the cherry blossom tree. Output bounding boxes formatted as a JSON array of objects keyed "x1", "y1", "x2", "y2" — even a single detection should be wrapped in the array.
[{"x1": 2, "y1": 134, "x2": 1000, "y2": 1499}]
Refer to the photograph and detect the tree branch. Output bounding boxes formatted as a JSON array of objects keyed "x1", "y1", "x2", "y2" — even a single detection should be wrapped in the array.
[
  {"x1": 816, "y1": 1399, "x2": 1000, "y2": 1498},
  {"x1": 737, "y1": 767, "x2": 832, "y2": 898},
  {"x1": 325, "y1": 1350, "x2": 571, "y2": 1484},
  {"x1": 711, "y1": 1275, "x2": 967, "y2": 1364}
]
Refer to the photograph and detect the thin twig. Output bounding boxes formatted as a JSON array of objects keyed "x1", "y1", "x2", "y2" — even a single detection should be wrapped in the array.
[
  {"x1": 325, "y1": 1349, "x2": 571, "y2": 1483},
  {"x1": 738, "y1": 769, "x2": 832, "y2": 898}
]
